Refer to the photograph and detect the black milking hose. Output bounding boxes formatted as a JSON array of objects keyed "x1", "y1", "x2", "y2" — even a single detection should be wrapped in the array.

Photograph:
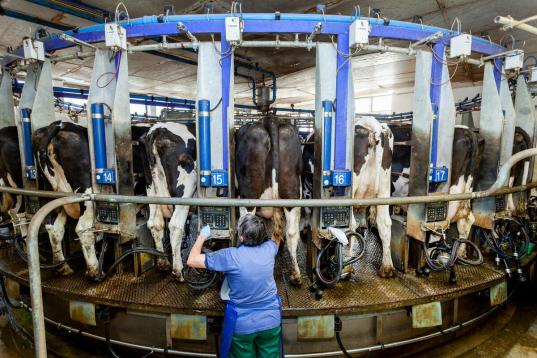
[
  {"x1": 0, "y1": 275, "x2": 21, "y2": 309},
  {"x1": 334, "y1": 316, "x2": 352, "y2": 358},
  {"x1": 315, "y1": 240, "x2": 343, "y2": 287}
]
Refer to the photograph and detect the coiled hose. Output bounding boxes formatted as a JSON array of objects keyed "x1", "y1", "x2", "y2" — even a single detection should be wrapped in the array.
[{"x1": 315, "y1": 231, "x2": 365, "y2": 287}]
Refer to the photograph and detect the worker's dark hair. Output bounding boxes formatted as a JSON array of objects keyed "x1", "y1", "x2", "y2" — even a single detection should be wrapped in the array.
[{"x1": 237, "y1": 213, "x2": 266, "y2": 247}]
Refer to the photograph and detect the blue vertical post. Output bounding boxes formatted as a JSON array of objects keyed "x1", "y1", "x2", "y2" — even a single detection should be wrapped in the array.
[
  {"x1": 198, "y1": 99, "x2": 211, "y2": 187},
  {"x1": 322, "y1": 100, "x2": 333, "y2": 187},
  {"x1": 493, "y1": 58, "x2": 502, "y2": 92},
  {"x1": 332, "y1": 31, "x2": 351, "y2": 188},
  {"x1": 220, "y1": 36, "x2": 231, "y2": 173},
  {"x1": 20, "y1": 108, "x2": 36, "y2": 180},
  {"x1": 334, "y1": 33, "x2": 349, "y2": 171},
  {"x1": 91, "y1": 103, "x2": 107, "y2": 171},
  {"x1": 429, "y1": 42, "x2": 444, "y2": 173}
]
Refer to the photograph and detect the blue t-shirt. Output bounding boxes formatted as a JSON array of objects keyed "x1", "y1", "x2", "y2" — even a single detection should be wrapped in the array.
[{"x1": 205, "y1": 240, "x2": 280, "y2": 335}]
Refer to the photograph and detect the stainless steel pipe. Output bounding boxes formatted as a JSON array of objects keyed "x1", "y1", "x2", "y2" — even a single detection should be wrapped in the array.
[{"x1": 26, "y1": 195, "x2": 90, "y2": 358}]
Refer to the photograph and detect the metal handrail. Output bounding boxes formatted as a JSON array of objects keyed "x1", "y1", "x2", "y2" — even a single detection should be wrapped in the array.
[
  {"x1": 11, "y1": 147, "x2": 537, "y2": 357},
  {"x1": 2, "y1": 148, "x2": 537, "y2": 208}
]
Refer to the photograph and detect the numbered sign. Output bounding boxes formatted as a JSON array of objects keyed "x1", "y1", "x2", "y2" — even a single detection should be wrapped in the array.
[
  {"x1": 331, "y1": 170, "x2": 351, "y2": 187},
  {"x1": 211, "y1": 170, "x2": 228, "y2": 187},
  {"x1": 429, "y1": 167, "x2": 448, "y2": 183},
  {"x1": 96, "y1": 169, "x2": 116, "y2": 184},
  {"x1": 25, "y1": 167, "x2": 37, "y2": 180}
]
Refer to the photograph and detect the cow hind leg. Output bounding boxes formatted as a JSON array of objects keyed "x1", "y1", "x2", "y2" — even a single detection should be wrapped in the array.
[
  {"x1": 377, "y1": 204, "x2": 395, "y2": 278},
  {"x1": 456, "y1": 203, "x2": 474, "y2": 258},
  {"x1": 169, "y1": 205, "x2": 190, "y2": 282},
  {"x1": 75, "y1": 199, "x2": 101, "y2": 280},
  {"x1": 342, "y1": 234, "x2": 356, "y2": 278},
  {"x1": 147, "y1": 185, "x2": 170, "y2": 271},
  {"x1": 284, "y1": 207, "x2": 301, "y2": 286},
  {"x1": 45, "y1": 209, "x2": 73, "y2": 276}
]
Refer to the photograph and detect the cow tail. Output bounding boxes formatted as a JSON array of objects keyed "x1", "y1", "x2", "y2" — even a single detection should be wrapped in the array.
[
  {"x1": 33, "y1": 121, "x2": 62, "y2": 172},
  {"x1": 468, "y1": 129, "x2": 483, "y2": 189},
  {"x1": 267, "y1": 115, "x2": 284, "y2": 245},
  {"x1": 267, "y1": 114, "x2": 280, "y2": 196},
  {"x1": 138, "y1": 132, "x2": 153, "y2": 189}
]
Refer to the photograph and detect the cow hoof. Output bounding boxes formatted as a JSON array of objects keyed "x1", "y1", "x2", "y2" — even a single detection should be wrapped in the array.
[
  {"x1": 289, "y1": 274, "x2": 302, "y2": 287},
  {"x1": 172, "y1": 269, "x2": 185, "y2": 282},
  {"x1": 341, "y1": 266, "x2": 355, "y2": 280},
  {"x1": 85, "y1": 268, "x2": 104, "y2": 282},
  {"x1": 56, "y1": 263, "x2": 74, "y2": 276},
  {"x1": 378, "y1": 265, "x2": 395, "y2": 278},
  {"x1": 156, "y1": 257, "x2": 171, "y2": 272}
]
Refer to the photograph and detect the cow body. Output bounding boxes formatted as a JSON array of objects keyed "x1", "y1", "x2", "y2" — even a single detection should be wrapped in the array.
[
  {"x1": 235, "y1": 116, "x2": 303, "y2": 286},
  {"x1": 389, "y1": 123, "x2": 484, "y2": 256},
  {"x1": 506, "y1": 127, "x2": 532, "y2": 213},
  {"x1": 139, "y1": 122, "x2": 197, "y2": 281},
  {"x1": 351, "y1": 116, "x2": 395, "y2": 277},
  {"x1": 0, "y1": 126, "x2": 23, "y2": 217},
  {"x1": 32, "y1": 121, "x2": 97, "y2": 278}
]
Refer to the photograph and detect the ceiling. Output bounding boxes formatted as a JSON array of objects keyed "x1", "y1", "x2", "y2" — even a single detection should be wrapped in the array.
[{"x1": 1, "y1": 0, "x2": 537, "y2": 110}]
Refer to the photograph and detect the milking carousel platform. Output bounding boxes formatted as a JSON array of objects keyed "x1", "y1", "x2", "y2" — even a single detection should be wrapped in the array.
[
  {"x1": 2, "y1": 231, "x2": 533, "y2": 357},
  {"x1": 0, "y1": 237, "x2": 508, "y2": 316}
]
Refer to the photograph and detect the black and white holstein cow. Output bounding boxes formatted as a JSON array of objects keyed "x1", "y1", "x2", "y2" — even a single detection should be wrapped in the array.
[
  {"x1": 351, "y1": 116, "x2": 395, "y2": 277},
  {"x1": 0, "y1": 126, "x2": 23, "y2": 218},
  {"x1": 390, "y1": 123, "x2": 484, "y2": 256},
  {"x1": 139, "y1": 122, "x2": 197, "y2": 282},
  {"x1": 299, "y1": 117, "x2": 395, "y2": 278},
  {"x1": 235, "y1": 116, "x2": 303, "y2": 286},
  {"x1": 32, "y1": 121, "x2": 96, "y2": 277}
]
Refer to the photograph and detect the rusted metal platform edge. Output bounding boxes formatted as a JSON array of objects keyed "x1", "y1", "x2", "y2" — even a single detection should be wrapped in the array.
[{"x1": 0, "y1": 264, "x2": 507, "y2": 317}]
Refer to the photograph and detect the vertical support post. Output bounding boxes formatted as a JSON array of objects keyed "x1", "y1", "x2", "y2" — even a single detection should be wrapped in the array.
[
  {"x1": 514, "y1": 75, "x2": 537, "y2": 189},
  {"x1": 221, "y1": 37, "x2": 231, "y2": 176},
  {"x1": 111, "y1": 50, "x2": 135, "y2": 239},
  {"x1": 407, "y1": 50, "x2": 433, "y2": 242},
  {"x1": 0, "y1": 69, "x2": 15, "y2": 128},
  {"x1": 473, "y1": 61, "x2": 504, "y2": 229},
  {"x1": 429, "y1": 42, "x2": 444, "y2": 173},
  {"x1": 17, "y1": 59, "x2": 55, "y2": 213},
  {"x1": 90, "y1": 103, "x2": 108, "y2": 177},
  {"x1": 332, "y1": 32, "x2": 352, "y2": 188},
  {"x1": 198, "y1": 99, "x2": 211, "y2": 187},
  {"x1": 322, "y1": 100, "x2": 333, "y2": 187},
  {"x1": 20, "y1": 109, "x2": 36, "y2": 180},
  {"x1": 197, "y1": 39, "x2": 233, "y2": 240}
]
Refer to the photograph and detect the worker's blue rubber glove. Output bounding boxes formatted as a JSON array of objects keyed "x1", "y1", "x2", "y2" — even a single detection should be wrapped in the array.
[{"x1": 200, "y1": 225, "x2": 211, "y2": 240}]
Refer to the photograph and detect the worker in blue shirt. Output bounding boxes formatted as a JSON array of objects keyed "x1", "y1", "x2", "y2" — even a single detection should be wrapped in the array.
[{"x1": 187, "y1": 213, "x2": 283, "y2": 358}]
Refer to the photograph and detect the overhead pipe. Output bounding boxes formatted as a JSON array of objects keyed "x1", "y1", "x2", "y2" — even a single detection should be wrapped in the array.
[
  {"x1": 2, "y1": 8, "x2": 73, "y2": 31},
  {"x1": 495, "y1": 15, "x2": 537, "y2": 36},
  {"x1": 18, "y1": 0, "x2": 277, "y2": 95}
]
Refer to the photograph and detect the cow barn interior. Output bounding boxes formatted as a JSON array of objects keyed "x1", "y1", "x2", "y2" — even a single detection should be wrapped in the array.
[{"x1": 2, "y1": 1, "x2": 537, "y2": 357}]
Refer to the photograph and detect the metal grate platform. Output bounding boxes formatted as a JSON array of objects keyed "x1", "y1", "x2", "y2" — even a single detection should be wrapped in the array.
[{"x1": 0, "y1": 242, "x2": 505, "y2": 317}]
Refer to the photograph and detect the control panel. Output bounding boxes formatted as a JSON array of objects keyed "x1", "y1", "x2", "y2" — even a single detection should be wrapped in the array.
[
  {"x1": 495, "y1": 196, "x2": 506, "y2": 212},
  {"x1": 96, "y1": 202, "x2": 119, "y2": 225},
  {"x1": 320, "y1": 206, "x2": 351, "y2": 229},
  {"x1": 425, "y1": 202, "x2": 447, "y2": 222},
  {"x1": 199, "y1": 207, "x2": 230, "y2": 230}
]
